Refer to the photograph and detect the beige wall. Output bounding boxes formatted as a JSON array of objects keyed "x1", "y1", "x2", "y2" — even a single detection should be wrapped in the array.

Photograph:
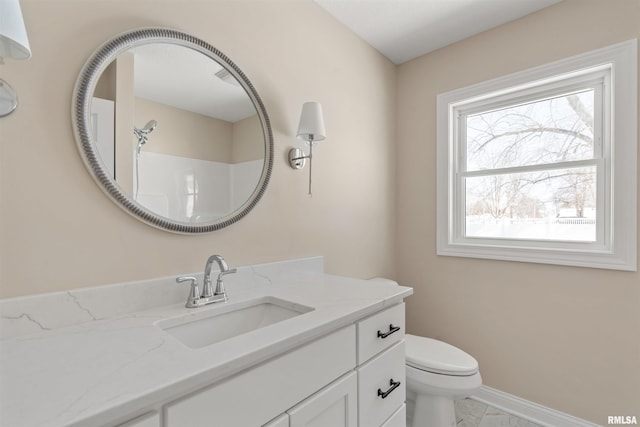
[
  {"x1": 233, "y1": 114, "x2": 264, "y2": 163},
  {"x1": 135, "y1": 97, "x2": 234, "y2": 163},
  {"x1": 114, "y1": 53, "x2": 135, "y2": 194},
  {"x1": 0, "y1": 0, "x2": 396, "y2": 297},
  {"x1": 134, "y1": 102, "x2": 264, "y2": 164},
  {"x1": 396, "y1": 0, "x2": 640, "y2": 424}
]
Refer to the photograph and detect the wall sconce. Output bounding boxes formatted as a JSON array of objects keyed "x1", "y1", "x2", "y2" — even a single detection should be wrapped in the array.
[
  {"x1": 288, "y1": 102, "x2": 326, "y2": 195},
  {"x1": 0, "y1": 0, "x2": 31, "y2": 117}
]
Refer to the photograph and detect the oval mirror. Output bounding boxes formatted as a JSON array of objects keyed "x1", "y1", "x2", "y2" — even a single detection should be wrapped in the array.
[{"x1": 72, "y1": 28, "x2": 273, "y2": 233}]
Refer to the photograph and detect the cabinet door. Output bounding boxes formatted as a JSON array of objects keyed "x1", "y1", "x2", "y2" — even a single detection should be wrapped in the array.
[{"x1": 287, "y1": 371, "x2": 357, "y2": 427}]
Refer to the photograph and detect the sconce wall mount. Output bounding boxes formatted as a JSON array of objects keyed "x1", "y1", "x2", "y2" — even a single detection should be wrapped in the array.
[{"x1": 288, "y1": 147, "x2": 307, "y2": 170}]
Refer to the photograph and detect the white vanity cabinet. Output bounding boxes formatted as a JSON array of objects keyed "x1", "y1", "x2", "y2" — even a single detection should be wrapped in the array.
[
  {"x1": 259, "y1": 303, "x2": 407, "y2": 427},
  {"x1": 164, "y1": 326, "x2": 356, "y2": 427},
  {"x1": 356, "y1": 303, "x2": 406, "y2": 427},
  {"x1": 110, "y1": 304, "x2": 407, "y2": 427},
  {"x1": 161, "y1": 303, "x2": 407, "y2": 427}
]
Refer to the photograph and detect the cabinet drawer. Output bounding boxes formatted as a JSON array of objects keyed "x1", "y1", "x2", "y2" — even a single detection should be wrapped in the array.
[
  {"x1": 381, "y1": 404, "x2": 406, "y2": 427},
  {"x1": 165, "y1": 325, "x2": 356, "y2": 427},
  {"x1": 357, "y1": 303, "x2": 405, "y2": 364},
  {"x1": 357, "y1": 341, "x2": 406, "y2": 427}
]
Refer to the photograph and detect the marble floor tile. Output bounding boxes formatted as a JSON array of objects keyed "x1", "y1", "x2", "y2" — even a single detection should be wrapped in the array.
[
  {"x1": 455, "y1": 398, "x2": 543, "y2": 427},
  {"x1": 455, "y1": 398, "x2": 487, "y2": 426}
]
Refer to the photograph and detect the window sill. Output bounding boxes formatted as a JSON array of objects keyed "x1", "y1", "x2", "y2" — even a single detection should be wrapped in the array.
[{"x1": 437, "y1": 241, "x2": 636, "y2": 271}]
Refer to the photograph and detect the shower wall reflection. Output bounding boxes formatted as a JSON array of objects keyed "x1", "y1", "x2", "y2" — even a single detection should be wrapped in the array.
[
  {"x1": 136, "y1": 152, "x2": 262, "y2": 222},
  {"x1": 132, "y1": 97, "x2": 263, "y2": 222},
  {"x1": 93, "y1": 92, "x2": 264, "y2": 222}
]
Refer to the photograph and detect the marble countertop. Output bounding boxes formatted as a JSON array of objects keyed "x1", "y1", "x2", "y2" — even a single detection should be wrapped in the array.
[{"x1": 0, "y1": 257, "x2": 412, "y2": 427}]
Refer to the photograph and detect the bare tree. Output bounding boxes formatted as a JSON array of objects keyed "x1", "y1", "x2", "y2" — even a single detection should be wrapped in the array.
[{"x1": 466, "y1": 90, "x2": 596, "y2": 220}]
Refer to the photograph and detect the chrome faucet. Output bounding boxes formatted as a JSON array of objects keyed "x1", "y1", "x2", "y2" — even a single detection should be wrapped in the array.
[
  {"x1": 176, "y1": 255, "x2": 237, "y2": 308},
  {"x1": 203, "y1": 255, "x2": 237, "y2": 302}
]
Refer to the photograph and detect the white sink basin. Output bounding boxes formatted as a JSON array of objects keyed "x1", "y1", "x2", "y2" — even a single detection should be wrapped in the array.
[{"x1": 157, "y1": 297, "x2": 314, "y2": 349}]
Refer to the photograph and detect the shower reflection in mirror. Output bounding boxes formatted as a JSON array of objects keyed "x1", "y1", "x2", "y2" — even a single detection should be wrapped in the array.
[
  {"x1": 184, "y1": 173, "x2": 197, "y2": 220},
  {"x1": 90, "y1": 90, "x2": 265, "y2": 223},
  {"x1": 133, "y1": 119, "x2": 157, "y2": 201}
]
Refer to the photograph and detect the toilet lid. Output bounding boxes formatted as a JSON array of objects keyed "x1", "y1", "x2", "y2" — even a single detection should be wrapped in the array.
[{"x1": 405, "y1": 334, "x2": 479, "y2": 376}]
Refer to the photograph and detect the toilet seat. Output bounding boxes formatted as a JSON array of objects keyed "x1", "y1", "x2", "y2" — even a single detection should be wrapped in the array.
[{"x1": 405, "y1": 334, "x2": 478, "y2": 376}]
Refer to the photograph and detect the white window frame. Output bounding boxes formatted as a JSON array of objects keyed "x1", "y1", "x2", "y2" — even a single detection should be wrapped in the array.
[{"x1": 436, "y1": 39, "x2": 637, "y2": 271}]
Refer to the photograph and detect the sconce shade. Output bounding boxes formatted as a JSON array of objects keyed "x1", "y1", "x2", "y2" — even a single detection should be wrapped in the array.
[
  {"x1": 0, "y1": 0, "x2": 31, "y2": 62},
  {"x1": 296, "y1": 102, "x2": 326, "y2": 142}
]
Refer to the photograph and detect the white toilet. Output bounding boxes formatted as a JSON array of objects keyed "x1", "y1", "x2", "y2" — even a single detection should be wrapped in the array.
[{"x1": 405, "y1": 334, "x2": 482, "y2": 427}]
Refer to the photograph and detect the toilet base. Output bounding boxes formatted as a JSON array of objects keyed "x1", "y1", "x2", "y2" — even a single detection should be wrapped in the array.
[{"x1": 407, "y1": 390, "x2": 456, "y2": 427}]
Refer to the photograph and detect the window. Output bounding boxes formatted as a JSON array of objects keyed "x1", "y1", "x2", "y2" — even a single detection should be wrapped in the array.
[{"x1": 437, "y1": 40, "x2": 637, "y2": 270}]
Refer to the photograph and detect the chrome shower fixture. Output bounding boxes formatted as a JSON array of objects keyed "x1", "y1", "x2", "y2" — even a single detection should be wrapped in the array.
[
  {"x1": 134, "y1": 119, "x2": 157, "y2": 146},
  {"x1": 133, "y1": 119, "x2": 157, "y2": 201}
]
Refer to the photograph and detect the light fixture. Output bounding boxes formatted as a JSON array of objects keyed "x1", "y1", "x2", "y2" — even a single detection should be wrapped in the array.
[
  {"x1": 0, "y1": 0, "x2": 31, "y2": 117},
  {"x1": 288, "y1": 102, "x2": 326, "y2": 195}
]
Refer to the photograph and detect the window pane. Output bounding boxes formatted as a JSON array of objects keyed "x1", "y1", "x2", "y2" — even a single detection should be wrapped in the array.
[
  {"x1": 466, "y1": 90, "x2": 595, "y2": 172},
  {"x1": 465, "y1": 166, "x2": 596, "y2": 242}
]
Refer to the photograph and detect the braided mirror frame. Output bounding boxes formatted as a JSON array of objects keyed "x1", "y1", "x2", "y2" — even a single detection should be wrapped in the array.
[{"x1": 72, "y1": 28, "x2": 273, "y2": 234}]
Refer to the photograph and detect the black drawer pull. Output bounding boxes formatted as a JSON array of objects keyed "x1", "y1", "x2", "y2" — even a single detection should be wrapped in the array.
[
  {"x1": 377, "y1": 379, "x2": 401, "y2": 399},
  {"x1": 377, "y1": 324, "x2": 400, "y2": 339}
]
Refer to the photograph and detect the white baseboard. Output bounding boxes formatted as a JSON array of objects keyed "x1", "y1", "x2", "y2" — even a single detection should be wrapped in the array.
[{"x1": 472, "y1": 385, "x2": 601, "y2": 427}]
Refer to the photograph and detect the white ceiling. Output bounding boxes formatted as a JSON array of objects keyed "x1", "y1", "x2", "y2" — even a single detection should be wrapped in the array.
[
  {"x1": 131, "y1": 44, "x2": 255, "y2": 122},
  {"x1": 128, "y1": 0, "x2": 563, "y2": 121},
  {"x1": 313, "y1": 0, "x2": 563, "y2": 64}
]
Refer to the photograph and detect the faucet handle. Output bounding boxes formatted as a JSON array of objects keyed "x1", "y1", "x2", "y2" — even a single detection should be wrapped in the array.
[
  {"x1": 214, "y1": 268, "x2": 237, "y2": 302},
  {"x1": 176, "y1": 276, "x2": 200, "y2": 308}
]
